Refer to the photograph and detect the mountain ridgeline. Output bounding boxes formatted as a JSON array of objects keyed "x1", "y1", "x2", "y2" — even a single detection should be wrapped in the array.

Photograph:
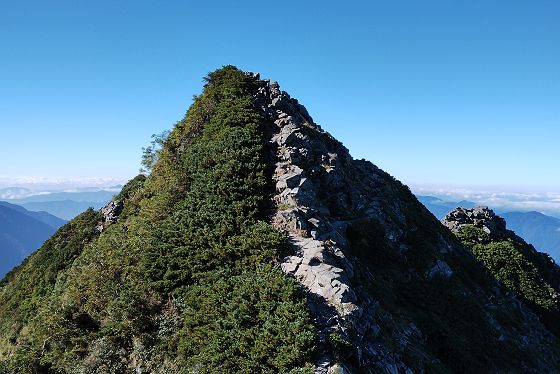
[
  {"x1": 1, "y1": 67, "x2": 560, "y2": 373},
  {"x1": 501, "y1": 211, "x2": 560, "y2": 261}
]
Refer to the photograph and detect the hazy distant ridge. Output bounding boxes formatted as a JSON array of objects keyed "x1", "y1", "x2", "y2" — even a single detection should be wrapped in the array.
[{"x1": 0, "y1": 202, "x2": 65, "y2": 277}]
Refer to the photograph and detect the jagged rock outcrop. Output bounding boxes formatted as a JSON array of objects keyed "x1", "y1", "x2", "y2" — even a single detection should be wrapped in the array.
[
  {"x1": 96, "y1": 200, "x2": 124, "y2": 231},
  {"x1": 443, "y1": 206, "x2": 511, "y2": 238},
  {"x1": 255, "y1": 78, "x2": 403, "y2": 372},
  {"x1": 427, "y1": 259, "x2": 454, "y2": 279}
]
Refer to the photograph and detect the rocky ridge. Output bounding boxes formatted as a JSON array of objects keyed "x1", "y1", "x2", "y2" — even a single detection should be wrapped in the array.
[
  {"x1": 254, "y1": 76, "x2": 412, "y2": 372},
  {"x1": 252, "y1": 74, "x2": 560, "y2": 373}
]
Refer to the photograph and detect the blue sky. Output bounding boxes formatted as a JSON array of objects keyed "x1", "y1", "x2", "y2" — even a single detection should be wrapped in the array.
[{"x1": 1, "y1": 1, "x2": 559, "y2": 192}]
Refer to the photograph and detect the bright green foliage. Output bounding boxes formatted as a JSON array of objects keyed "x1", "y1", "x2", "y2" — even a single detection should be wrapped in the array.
[
  {"x1": 114, "y1": 173, "x2": 147, "y2": 220},
  {"x1": 177, "y1": 266, "x2": 315, "y2": 373},
  {"x1": 457, "y1": 225, "x2": 560, "y2": 335},
  {"x1": 472, "y1": 242, "x2": 556, "y2": 308},
  {"x1": 0, "y1": 66, "x2": 315, "y2": 372},
  {"x1": 455, "y1": 224, "x2": 491, "y2": 245}
]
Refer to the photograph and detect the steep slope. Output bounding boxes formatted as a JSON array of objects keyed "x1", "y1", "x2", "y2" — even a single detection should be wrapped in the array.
[
  {"x1": 443, "y1": 207, "x2": 560, "y2": 338},
  {"x1": 0, "y1": 209, "x2": 102, "y2": 363},
  {"x1": 0, "y1": 203, "x2": 64, "y2": 277},
  {"x1": 502, "y1": 211, "x2": 560, "y2": 261},
  {"x1": 1, "y1": 67, "x2": 560, "y2": 373}
]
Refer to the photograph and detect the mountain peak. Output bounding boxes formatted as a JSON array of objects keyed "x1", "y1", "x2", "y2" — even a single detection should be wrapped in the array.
[{"x1": 2, "y1": 67, "x2": 560, "y2": 373}]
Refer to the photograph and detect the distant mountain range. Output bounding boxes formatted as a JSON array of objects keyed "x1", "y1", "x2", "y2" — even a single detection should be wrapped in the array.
[
  {"x1": 0, "y1": 201, "x2": 66, "y2": 229},
  {"x1": 5, "y1": 189, "x2": 117, "y2": 203},
  {"x1": 1, "y1": 189, "x2": 116, "y2": 220},
  {"x1": 17, "y1": 200, "x2": 106, "y2": 221},
  {"x1": 0, "y1": 201, "x2": 66, "y2": 277},
  {"x1": 501, "y1": 211, "x2": 560, "y2": 262},
  {"x1": 417, "y1": 194, "x2": 560, "y2": 262},
  {"x1": 0, "y1": 189, "x2": 118, "y2": 277},
  {"x1": 0, "y1": 187, "x2": 33, "y2": 200},
  {"x1": 416, "y1": 195, "x2": 477, "y2": 219}
]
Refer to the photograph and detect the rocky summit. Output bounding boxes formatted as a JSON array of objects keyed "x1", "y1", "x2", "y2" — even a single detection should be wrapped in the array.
[
  {"x1": 1, "y1": 67, "x2": 560, "y2": 373},
  {"x1": 442, "y1": 206, "x2": 510, "y2": 238}
]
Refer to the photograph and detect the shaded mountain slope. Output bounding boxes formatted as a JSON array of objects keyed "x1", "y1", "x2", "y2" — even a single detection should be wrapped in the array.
[
  {"x1": 257, "y1": 78, "x2": 560, "y2": 372},
  {"x1": 1, "y1": 67, "x2": 559, "y2": 373},
  {"x1": 444, "y1": 207, "x2": 560, "y2": 339}
]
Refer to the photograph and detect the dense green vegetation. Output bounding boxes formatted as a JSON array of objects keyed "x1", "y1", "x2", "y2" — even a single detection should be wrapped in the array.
[
  {"x1": 456, "y1": 224, "x2": 560, "y2": 336},
  {"x1": 0, "y1": 66, "x2": 315, "y2": 373},
  {"x1": 0, "y1": 209, "x2": 102, "y2": 364}
]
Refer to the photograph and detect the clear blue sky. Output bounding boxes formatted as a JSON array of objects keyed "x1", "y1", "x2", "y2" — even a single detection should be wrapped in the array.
[{"x1": 1, "y1": 1, "x2": 559, "y2": 191}]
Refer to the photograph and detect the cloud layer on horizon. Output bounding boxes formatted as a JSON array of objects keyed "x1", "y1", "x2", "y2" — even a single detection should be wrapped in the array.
[
  {"x1": 413, "y1": 186, "x2": 560, "y2": 218},
  {"x1": 0, "y1": 176, "x2": 129, "y2": 193}
]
